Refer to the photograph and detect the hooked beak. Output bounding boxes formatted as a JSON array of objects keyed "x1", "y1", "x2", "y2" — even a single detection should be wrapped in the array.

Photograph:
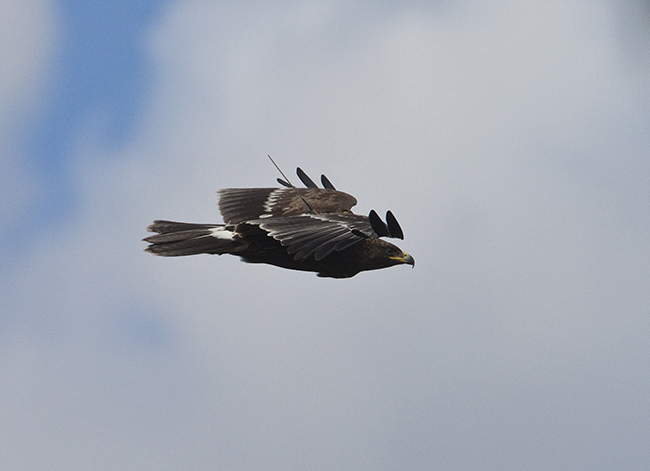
[{"x1": 391, "y1": 252, "x2": 415, "y2": 268}]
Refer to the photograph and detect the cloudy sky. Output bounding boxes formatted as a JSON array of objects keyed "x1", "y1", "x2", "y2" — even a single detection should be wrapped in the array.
[{"x1": 2, "y1": 0, "x2": 650, "y2": 469}]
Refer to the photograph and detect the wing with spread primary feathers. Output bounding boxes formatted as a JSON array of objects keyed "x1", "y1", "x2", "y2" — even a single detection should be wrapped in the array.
[
  {"x1": 218, "y1": 188, "x2": 357, "y2": 224},
  {"x1": 247, "y1": 213, "x2": 375, "y2": 261}
]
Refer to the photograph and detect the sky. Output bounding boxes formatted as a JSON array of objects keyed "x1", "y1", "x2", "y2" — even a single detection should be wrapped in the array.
[{"x1": 2, "y1": 0, "x2": 650, "y2": 469}]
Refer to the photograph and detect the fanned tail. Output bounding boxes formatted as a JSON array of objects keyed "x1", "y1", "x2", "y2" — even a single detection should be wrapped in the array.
[{"x1": 143, "y1": 220, "x2": 241, "y2": 257}]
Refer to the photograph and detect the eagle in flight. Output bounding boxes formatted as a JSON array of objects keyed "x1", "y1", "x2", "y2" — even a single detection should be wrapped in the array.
[{"x1": 143, "y1": 166, "x2": 414, "y2": 278}]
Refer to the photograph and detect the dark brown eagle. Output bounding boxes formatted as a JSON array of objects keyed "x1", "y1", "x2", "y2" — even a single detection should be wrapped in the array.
[{"x1": 143, "y1": 167, "x2": 414, "y2": 278}]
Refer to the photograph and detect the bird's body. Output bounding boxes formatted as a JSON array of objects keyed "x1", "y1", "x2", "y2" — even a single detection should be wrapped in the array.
[{"x1": 144, "y1": 168, "x2": 414, "y2": 278}]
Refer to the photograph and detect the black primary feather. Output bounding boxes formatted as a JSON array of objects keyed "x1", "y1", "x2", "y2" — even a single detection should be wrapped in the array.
[
  {"x1": 279, "y1": 167, "x2": 335, "y2": 190},
  {"x1": 297, "y1": 167, "x2": 318, "y2": 188},
  {"x1": 321, "y1": 174, "x2": 335, "y2": 190},
  {"x1": 368, "y1": 209, "x2": 390, "y2": 237},
  {"x1": 386, "y1": 210, "x2": 404, "y2": 239}
]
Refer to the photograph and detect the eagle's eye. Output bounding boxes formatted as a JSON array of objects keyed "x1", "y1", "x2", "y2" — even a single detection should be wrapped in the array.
[{"x1": 385, "y1": 247, "x2": 399, "y2": 257}]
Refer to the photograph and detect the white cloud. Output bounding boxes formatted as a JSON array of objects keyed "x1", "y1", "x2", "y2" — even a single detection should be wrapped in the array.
[
  {"x1": 0, "y1": 0, "x2": 57, "y2": 224},
  {"x1": 2, "y1": 0, "x2": 650, "y2": 469},
  {"x1": 0, "y1": 0, "x2": 57, "y2": 119}
]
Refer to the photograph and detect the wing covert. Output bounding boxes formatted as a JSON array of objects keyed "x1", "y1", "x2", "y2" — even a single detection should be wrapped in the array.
[
  {"x1": 218, "y1": 188, "x2": 357, "y2": 224},
  {"x1": 248, "y1": 213, "x2": 375, "y2": 261}
]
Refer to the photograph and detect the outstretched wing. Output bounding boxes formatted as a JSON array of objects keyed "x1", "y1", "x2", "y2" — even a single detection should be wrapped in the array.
[
  {"x1": 218, "y1": 188, "x2": 357, "y2": 224},
  {"x1": 248, "y1": 213, "x2": 375, "y2": 261}
]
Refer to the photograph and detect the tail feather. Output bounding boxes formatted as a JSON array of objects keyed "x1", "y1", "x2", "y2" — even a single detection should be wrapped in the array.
[{"x1": 144, "y1": 220, "x2": 240, "y2": 257}]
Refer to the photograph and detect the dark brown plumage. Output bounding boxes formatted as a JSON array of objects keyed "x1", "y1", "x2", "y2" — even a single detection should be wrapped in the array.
[{"x1": 143, "y1": 167, "x2": 414, "y2": 278}]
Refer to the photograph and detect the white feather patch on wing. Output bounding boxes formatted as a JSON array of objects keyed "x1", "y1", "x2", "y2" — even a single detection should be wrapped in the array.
[
  {"x1": 209, "y1": 227, "x2": 234, "y2": 240},
  {"x1": 262, "y1": 188, "x2": 286, "y2": 215}
]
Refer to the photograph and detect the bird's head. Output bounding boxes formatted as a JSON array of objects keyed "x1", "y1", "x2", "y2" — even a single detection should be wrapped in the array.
[{"x1": 363, "y1": 238, "x2": 415, "y2": 271}]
